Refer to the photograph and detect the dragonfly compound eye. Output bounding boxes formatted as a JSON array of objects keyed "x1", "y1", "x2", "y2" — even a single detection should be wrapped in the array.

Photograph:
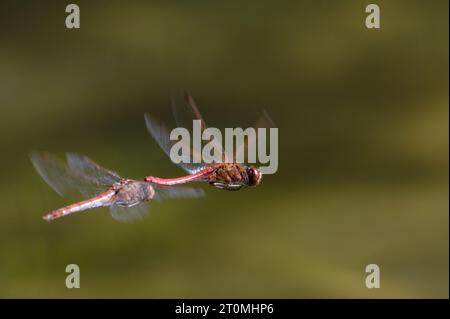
[{"x1": 246, "y1": 167, "x2": 262, "y2": 187}]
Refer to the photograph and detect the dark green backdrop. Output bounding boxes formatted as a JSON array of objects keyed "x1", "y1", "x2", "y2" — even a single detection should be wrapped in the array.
[{"x1": 0, "y1": 0, "x2": 448, "y2": 297}]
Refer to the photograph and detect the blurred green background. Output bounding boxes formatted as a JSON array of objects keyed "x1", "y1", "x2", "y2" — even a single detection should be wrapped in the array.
[{"x1": 0, "y1": 0, "x2": 448, "y2": 298}]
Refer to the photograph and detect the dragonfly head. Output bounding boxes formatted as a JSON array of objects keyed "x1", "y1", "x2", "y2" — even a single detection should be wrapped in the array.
[{"x1": 246, "y1": 166, "x2": 262, "y2": 187}]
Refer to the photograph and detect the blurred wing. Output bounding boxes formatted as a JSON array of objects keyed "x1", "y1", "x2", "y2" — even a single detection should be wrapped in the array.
[
  {"x1": 254, "y1": 110, "x2": 275, "y2": 128},
  {"x1": 152, "y1": 184, "x2": 205, "y2": 201},
  {"x1": 176, "y1": 92, "x2": 207, "y2": 130},
  {"x1": 110, "y1": 202, "x2": 150, "y2": 223},
  {"x1": 145, "y1": 113, "x2": 206, "y2": 174},
  {"x1": 66, "y1": 153, "x2": 122, "y2": 185},
  {"x1": 30, "y1": 151, "x2": 119, "y2": 199},
  {"x1": 172, "y1": 92, "x2": 229, "y2": 162},
  {"x1": 110, "y1": 183, "x2": 204, "y2": 223},
  {"x1": 30, "y1": 151, "x2": 75, "y2": 196},
  {"x1": 234, "y1": 110, "x2": 276, "y2": 163}
]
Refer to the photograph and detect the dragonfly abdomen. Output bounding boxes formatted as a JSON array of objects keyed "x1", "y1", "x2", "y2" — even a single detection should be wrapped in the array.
[{"x1": 43, "y1": 189, "x2": 115, "y2": 222}]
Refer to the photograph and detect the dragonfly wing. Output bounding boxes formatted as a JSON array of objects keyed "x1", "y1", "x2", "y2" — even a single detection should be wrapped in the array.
[
  {"x1": 110, "y1": 183, "x2": 203, "y2": 222},
  {"x1": 172, "y1": 92, "x2": 229, "y2": 163},
  {"x1": 66, "y1": 153, "x2": 122, "y2": 185},
  {"x1": 145, "y1": 113, "x2": 207, "y2": 174},
  {"x1": 152, "y1": 184, "x2": 205, "y2": 201},
  {"x1": 253, "y1": 110, "x2": 276, "y2": 132},
  {"x1": 110, "y1": 202, "x2": 150, "y2": 223},
  {"x1": 234, "y1": 110, "x2": 276, "y2": 163},
  {"x1": 30, "y1": 152, "x2": 116, "y2": 199},
  {"x1": 173, "y1": 92, "x2": 208, "y2": 130},
  {"x1": 30, "y1": 151, "x2": 74, "y2": 197}
]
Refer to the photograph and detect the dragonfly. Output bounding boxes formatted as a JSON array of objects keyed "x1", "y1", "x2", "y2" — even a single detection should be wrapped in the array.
[
  {"x1": 144, "y1": 92, "x2": 274, "y2": 191},
  {"x1": 30, "y1": 152, "x2": 204, "y2": 222}
]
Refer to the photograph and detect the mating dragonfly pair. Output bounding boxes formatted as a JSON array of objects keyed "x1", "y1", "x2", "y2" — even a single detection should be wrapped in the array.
[{"x1": 31, "y1": 93, "x2": 274, "y2": 222}]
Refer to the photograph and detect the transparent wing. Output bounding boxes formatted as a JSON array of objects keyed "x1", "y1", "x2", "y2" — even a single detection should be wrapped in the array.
[
  {"x1": 144, "y1": 113, "x2": 207, "y2": 174},
  {"x1": 110, "y1": 202, "x2": 150, "y2": 223},
  {"x1": 152, "y1": 184, "x2": 205, "y2": 201},
  {"x1": 30, "y1": 151, "x2": 74, "y2": 196},
  {"x1": 109, "y1": 183, "x2": 204, "y2": 223},
  {"x1": 172, "y1": 92, "x2": 208, "y2": 131},
  {"x1": 234, "y1": 110, "x2": 276, "y2": 163},
  {"x1": 254, "y1": 110, "x2": 276, "y2": 129},
  {"x1": 66, "y1": 153, "x2": 122, "y2": 186},
  {"x1": 30, "y1": 151, "x2": 120, "y2": 199},
  {"x1": 172, "y1": 92, "x2": 229, "y2": 162}
]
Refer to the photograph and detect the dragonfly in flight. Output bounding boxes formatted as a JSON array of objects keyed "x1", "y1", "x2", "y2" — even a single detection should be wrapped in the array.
[
  {"x1": 144, "y1": 92, "x2": 274, "y2": 191},
  {"x1": 30, "y1": 152, "x2": 204, "y2": 222},
  {"x1": 31, "y1": 93, "x2": 273, "y2": 221}
]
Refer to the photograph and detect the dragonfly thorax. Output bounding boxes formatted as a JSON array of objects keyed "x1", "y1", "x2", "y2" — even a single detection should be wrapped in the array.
[
  {"x1": 207, "y1": 163, "x2": 261, "y2": 190},
  {"x1": 113, "y1": 180, "x2": 155, "y2": 206}
]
